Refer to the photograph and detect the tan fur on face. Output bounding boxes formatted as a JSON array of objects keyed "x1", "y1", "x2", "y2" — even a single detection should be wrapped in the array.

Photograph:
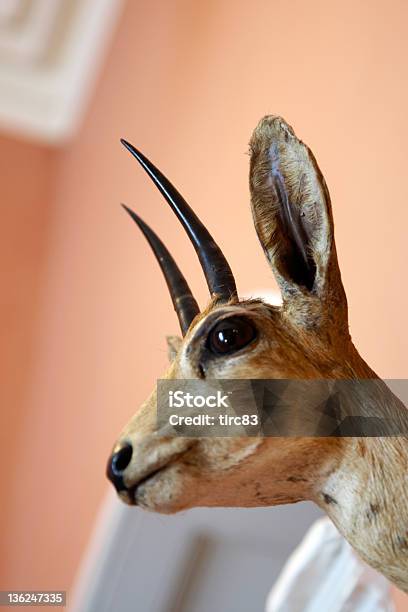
[{"x1": 111, "y1": 116, "x2": 408, "y2": 593}]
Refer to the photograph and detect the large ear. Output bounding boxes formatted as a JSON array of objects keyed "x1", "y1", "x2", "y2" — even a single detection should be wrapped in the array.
[{"x1": 249, "y1": 116, "x2": 348, "y2": 339}]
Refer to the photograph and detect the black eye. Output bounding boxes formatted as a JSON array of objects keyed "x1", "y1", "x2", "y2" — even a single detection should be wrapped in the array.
[{"x1": 207, "y1": 316, "x2": 257, "y2": 355}]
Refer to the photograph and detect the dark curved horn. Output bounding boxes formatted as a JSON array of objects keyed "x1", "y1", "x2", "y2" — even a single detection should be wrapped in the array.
[
  {"x1": 121, "y1": 204, "x2": 199, "y2": 335},
  {"x1": 121, "y1": 139, "x2": 237, "y2": 302}
]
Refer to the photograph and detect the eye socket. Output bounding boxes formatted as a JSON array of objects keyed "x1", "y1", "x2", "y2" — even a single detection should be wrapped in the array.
[{"x1": 207, "y1": 316, "x2": 257, "y2": 355}]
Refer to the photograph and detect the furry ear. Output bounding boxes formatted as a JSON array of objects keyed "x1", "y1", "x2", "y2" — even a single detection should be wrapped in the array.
[
  {"x1": 249, "y1": 116, "x2": 348, "y2": 338},
  {"x1": 166, "y1": 335, "x2": 182, "y2": 362}
]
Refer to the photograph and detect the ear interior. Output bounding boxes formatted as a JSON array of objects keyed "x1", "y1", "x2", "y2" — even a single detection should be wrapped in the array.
[
  {"x1": 273, "y1": 170, "x2": 317, "y2": 292},
  {"x1": 249, "y1": 116, "x2": 333, "y2": 299}
]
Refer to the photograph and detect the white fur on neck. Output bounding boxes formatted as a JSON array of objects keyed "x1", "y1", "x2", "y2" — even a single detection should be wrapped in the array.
[{"x1": 316, "y1": 438, "x2": 408, "y2": 593}]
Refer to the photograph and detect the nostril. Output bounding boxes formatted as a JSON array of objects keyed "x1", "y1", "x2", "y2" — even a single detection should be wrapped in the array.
[
  {"x1": 112, "y1": 444, "x2": 133, "y2": 475},
  {"x1": 107, "y1": 443, "x2": 133, "y2": 492}
]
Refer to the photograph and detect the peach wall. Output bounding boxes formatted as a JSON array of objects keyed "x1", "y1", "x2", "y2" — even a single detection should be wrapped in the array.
[
  {"x1": 0, "y1": 134, "x2": 54, "y2": 588},
  {"x1": 1, "y1": 0, "x2": 407, "y2": 608}
]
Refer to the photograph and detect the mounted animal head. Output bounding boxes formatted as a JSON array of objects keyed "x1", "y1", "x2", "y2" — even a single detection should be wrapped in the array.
[
  {"x1": 107, "y1": 115, "x2": 367, "y2": 512},
  {"x1": 106, "y1": 116, "x2": 408, "y2": 593}
]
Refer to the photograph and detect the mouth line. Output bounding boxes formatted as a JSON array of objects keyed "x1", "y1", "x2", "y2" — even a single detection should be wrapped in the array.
[
  {"x1": 127, "y1": 461, "x2": 178, "y2": 505},
  {"x1": 122, "y1": 441, "x2": 197, "y2": 505},
  {"x1": 128, "y1": 468, "x2": 162, "y2": 504}
]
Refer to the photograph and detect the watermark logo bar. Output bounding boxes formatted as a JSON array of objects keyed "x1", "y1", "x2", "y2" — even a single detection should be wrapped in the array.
[{"x1": 157, "y1": 379, "x2": 408, "y2": 437}]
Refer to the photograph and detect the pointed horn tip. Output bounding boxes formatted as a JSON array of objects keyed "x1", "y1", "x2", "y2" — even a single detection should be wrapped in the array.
[
  {"x1": 120, "y1": 138, "x2": 133, "y2": 153},
  {"x1": 120, "y1": 202, "x2": 133, "y2": 216},
  {"x1": 120, "y1": 138, "x2": 140, "y2": 157},
  {"x1": 120, "y1": 203, "x2": 143, "y2": 226}
]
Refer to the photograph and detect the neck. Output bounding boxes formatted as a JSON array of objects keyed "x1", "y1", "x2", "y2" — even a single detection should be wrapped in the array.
[
  {"x1": 315, "y1": 434, "x2": 408, "y2": 592},
  {"x1": 309, "y1": 345, "x2": 408, "y2": 591}
]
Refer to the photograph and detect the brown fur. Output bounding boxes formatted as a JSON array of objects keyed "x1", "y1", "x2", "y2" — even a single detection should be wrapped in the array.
[{"x1": 110, "y1": 116, "x2": 408, "y2": 593}]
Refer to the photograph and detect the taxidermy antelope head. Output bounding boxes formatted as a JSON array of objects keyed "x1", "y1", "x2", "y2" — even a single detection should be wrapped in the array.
[{"x1": 107, "y1": 116, "x2": 408, "y2": 593}]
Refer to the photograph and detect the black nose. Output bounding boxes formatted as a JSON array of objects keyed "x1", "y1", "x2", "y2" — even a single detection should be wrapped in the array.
[{"x1": 106, "y1": 443, "x2": 133, "y2": 492}]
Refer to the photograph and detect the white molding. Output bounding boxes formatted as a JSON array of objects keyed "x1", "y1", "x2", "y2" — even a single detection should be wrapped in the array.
[
  {"x1": 0, "y1": 0, "x2": 125, "y2": 144},
  {"x1": 70, "y1": 490, "x2": 321, "y2": 612},
  {"x1": 69, "y1": 490, "x2": 130, "y2": 612},
  {"x1": 0, "y1": 0, "x2": 61, "y2": 62}
]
